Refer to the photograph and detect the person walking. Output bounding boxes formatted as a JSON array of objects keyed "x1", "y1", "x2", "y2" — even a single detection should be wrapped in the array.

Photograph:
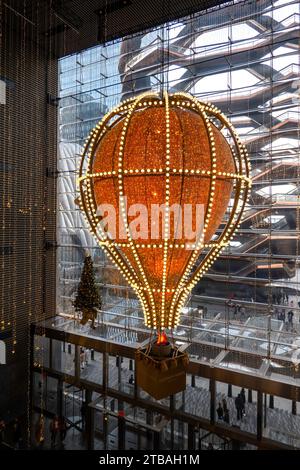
[
  {"x1": 277, "y1": 291, "x2": 282, "y2": 305},
  {"x1": 216, "y1": 403, "x2": 223, "y2": 420},
  {"x1": 222, "y1": 398, "x2": 228, "y2": 413},
  {"x1": 233, "y1": 304, "x2": 239, "y2": 320},
  {"x1": 288, "y1": 310, "x2": 294, "y2": 330},
  {"x1": 59, "y1": 416, "x2": 67, "y2": 443},
  {"x1": 85, "y1": 349, "x2": 90, "y2": 367},
  {"x1": 223, "y1": 408, "x2": 230, "y2": 424},
  {"x1": 277, "y1": 309, "x2": 281, "y2": 321},
  {"x1": 235, "y1": 394, "x2": 243, "y2": 421},
  {"x1": 240, "y1": 388, "x2": 246, "y2": 416},
  {"x1": 50, "y1": 415, "x2": 60, "y2": 447},
  {"x1": 128, "y1": 374, "x2": 134, "y2": 385},
  {"x1": 80, "y1": 347, "x2": 85, "y2": 369},
  {"x1": 197, "y1": 306, "x2": 203, "y2": 320},
  {"x1": 239, "y1": 305, "x2": 246, "y2": 322},
  {"x1": 80, "y1": 402, "x2": 87, "y2": 431}
]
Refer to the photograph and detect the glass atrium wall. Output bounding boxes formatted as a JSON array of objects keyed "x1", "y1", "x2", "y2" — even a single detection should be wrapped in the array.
[
  {"x1": 57, "y1": 0, "x2": 300, "y2": 366},
  {"x1": 32, "y1": 320, "x2": 300, "y2": 449}
]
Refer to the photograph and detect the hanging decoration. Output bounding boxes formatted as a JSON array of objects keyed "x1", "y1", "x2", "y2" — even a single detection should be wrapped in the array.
[{"x1": 78, "y1": 90, "x2": 251, "y2": 398}]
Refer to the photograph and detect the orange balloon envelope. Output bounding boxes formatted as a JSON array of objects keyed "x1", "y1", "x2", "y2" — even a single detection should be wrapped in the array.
[{"x1": 79, "y1": 91, "x2": 251, "y2": 331}]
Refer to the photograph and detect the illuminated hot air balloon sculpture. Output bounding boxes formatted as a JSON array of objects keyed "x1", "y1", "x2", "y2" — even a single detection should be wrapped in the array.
[{"x1": 78, "y1": 91, "x2": 251, "y2": 399}]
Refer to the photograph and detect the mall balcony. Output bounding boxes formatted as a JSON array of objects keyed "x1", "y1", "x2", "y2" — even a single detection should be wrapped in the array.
[{"x1": 31, "y1": 305, "x2": 300, "y2": 451}]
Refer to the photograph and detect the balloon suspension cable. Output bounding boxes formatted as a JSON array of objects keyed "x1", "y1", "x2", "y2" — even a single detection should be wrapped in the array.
[
  {"x1": 145, "y1": 327, "x2": 154, "y2": 356},
  {"x1": 170, "y1": 328, "x2": 178, "y2": 358},
  {"x1": 170, "y1": 328, "x2": 175, "y2": 347}
]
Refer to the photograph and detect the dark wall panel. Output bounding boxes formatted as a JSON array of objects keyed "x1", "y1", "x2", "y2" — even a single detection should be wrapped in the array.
[{"x1": 0, "y1": 7, "x2": 57, "y2": 419}]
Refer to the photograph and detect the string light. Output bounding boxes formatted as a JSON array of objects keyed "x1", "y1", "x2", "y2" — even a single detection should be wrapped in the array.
[{"x1": 78, "y1": 91, "x2": 251, "y2": 331}]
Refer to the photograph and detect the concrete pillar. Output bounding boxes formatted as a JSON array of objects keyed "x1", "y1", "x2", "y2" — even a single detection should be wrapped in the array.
[
  {"x1": 170, "y1": 395, "x2": 175, "y2": 450},
  {"x1": 264, "y1": 393, "x2": 267, "y2": 428},
  {"x1": 146, "y1": 409, "x2": 153, "y2": 425},
  {"x1": 210, "y1": 378, "x2": 216, "y2": 425},
  {"x1": 188, "y1": 424, "x2": 195, "y2": 450},
  {"x1": 103, "y1": 413, "x2": 108, "y2": 449},
  {"x1": 154, "y1": 430, "x2": 160, "y2": 450},
  {"x1": 257, "y1": 391, "x2": 263, "y2": 440},
  {"x1": 86, "y1": 390, "x2": 93, "y2": 450},
  {"x1": 103, "y1": 352, "x2": 108, "y2": 393},
  {"x1": 75, "y1": 345, "x2": 80, "y2": 379},
  {"x1": 118, "y1": 415, "x2": 125, "y2": 450},
  {"x1": 146, "y1": 409, "x2": 153, "y2": 444},
  {"x1": 49, "y1": 339, "x2": 53, "y2": 368},
  {"x1": 118, "y1": 356, "x2": 122, "y2": 389},
  {"x1": 170, "y1": 418, "x2": 174, "y2": 450},
  {"x1": 57, "y1": 378, "x2": 63, "y2": 417}
]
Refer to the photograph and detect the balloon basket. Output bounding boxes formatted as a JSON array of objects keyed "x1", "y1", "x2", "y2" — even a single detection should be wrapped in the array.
[{"x1": 135, "y1": 343, "x2": 189, "y2": 400}]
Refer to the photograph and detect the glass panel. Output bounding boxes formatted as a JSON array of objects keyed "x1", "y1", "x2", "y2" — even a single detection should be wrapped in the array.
[
  {"x1": 33, "y1": 372, "x2": 58, "y2": 416},
  {"x1": 51, "y1": 339, "x2": 75, "y2": 376},
  {"x1": 263, "y1": 394, "x2": 300, "y2": 447},
  {"x1": 34, "y1": 336, "x2": 50, "y2": 368},
  {"x1": 106, "y1": 414, "x2": 119, "y2": 450},
  {"x1": 55, "y1": 0, "x2": 300, "y2": 439},
  {"x1": 46, "y1": 376, "x2": 59, "y2": 415},
  {"x1": 80, "y1": 349, "x2": 103, "y2": 385},
  {"x1": 94, "y1": 408, "x2": 105, "y2": 450},
  {"x1": 124, "y1": 406, "x2": 159, "y2": 450},
  {"x1": 33, "y1": 371, "x2": 46, "y2": 410},
  {"x1": 184, "y1": 374, "x2": 210, "y2": 420},
  {"x1": 216, "y1": 380, "x2": 257, "y2": 435},
  {"x1": 173, "y1": 419, "x2": 188, "y2": 450},
  {"x1": 57, "y1": 1, "x2": 300, "y2": 350},
  {"x1": 63, "y1": 385, "x2": 84, "y2": 431}
]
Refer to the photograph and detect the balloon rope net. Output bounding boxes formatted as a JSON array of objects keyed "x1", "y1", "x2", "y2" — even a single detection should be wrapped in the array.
[{"x1": 78, "y1": 91, "x2": 252, "y2": 333}]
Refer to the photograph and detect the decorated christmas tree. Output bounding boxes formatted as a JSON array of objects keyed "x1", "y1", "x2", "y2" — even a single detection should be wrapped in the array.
[{"x1": 74, "y1": 254, "x2": 102, "y2": 328}]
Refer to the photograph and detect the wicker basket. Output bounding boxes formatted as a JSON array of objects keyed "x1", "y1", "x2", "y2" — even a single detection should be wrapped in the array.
[
  {"x1": 151, "y1": 341, "x2": 172, "y2": 358},
  {"x1": 135, "y1": 345, "x2": 189, "y2": 400}
]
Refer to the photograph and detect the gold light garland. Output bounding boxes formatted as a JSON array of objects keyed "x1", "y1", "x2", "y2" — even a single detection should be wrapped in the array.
[{"x1": 78, "y1": 91, "x2": 252, "y2": 330}]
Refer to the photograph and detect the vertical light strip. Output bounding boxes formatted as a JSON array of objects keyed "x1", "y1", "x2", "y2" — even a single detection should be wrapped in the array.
[
  {"x1": 161, "y1": 91, "x2": 170, "y2": 328},
  {"x1": 117, "y1": 92, "x2": 157, "y2": 327},
  {"x1": 79, "y1": 101, "x2": 153, "y2": 326},
  {"x1": 169, "y1": 93, "x2": 251, "y2": 326},
  {"x1": 169, "y1": 93, "x2": 215, "y2": 326},
  {"x1": 171, "y1": 101, "x2": 251, "y2": 324}
]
